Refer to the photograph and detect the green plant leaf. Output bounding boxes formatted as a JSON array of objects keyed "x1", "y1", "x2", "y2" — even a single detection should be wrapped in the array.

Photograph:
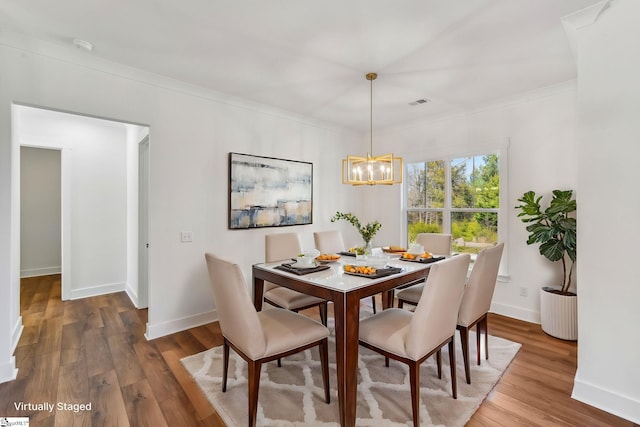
[
  {"x1": 539, "y1": 239, "x2": 565, "y2": 262},
  {"x1": 525, "y1": 223, "x2": 554, "y2": 244},
  {"x1": 557, "y1": 217, "x2": 576, "y2": 231},
  {"x1": 515, "y1": 191, "x2": 543, "y2": 218}
]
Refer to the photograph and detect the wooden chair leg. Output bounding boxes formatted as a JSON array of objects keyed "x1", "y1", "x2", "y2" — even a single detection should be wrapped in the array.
[
  {"x1": 385, "y1": 356, "x2": 389, "y2": 367},
  {"x1": 459, "y1": 326, "x2": 471, "y2": 384},
  {"x1": 277, "y1": 358, "x2": 282, "y2": 367},
  {"x1": 484, "y1": 315, "x2": 489, "y2": 361},
  {"x1": 319, "y1": 338, "x2": 330, "y2": 403},
  {"x1": 247, "y1": 360, "x2": 262, "y2": 427},
  {"x1": 371, "y1": 296, "x2": 377, "y2": 314},
  {"x1": 448, "y1": 339, "x2": 457, "y2": 399},
  {"x1": 436, "y1": 349, "x2": 442, "y2": 379},
  {"x1": 222, "y1": 339, "x2": 230, "y2": 392},
  {"x1": 398, "y1": 299, "x2": 404, "y2": 309},
  {"x1": 319, "y1": 303, "x2": 328, "y2": 326},
  {"x1": 476, "y1": 320, "x2": 482, "y2": 366},
  {"x1": 409, "y1": 362, "x2": 420, "y2": 427}
]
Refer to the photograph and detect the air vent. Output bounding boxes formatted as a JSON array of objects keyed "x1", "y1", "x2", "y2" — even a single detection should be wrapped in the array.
[{"x1": 409, "y1": 98, "x2": 430, "y2": 106}]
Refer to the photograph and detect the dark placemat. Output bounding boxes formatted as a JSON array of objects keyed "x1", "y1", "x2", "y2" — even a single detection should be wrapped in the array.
[
  {"x1": 337, "y1": 251, "x2": 356, "y2": 257},
  {"x1": 343, "y1": 266, "x2": 402, "y2": 279},
  {"x1": 399, "y1": 256, "x2": 446, "y2": 264},
  {"x1": 275, "y1": 263, "x2": 330, "y2": 276}
]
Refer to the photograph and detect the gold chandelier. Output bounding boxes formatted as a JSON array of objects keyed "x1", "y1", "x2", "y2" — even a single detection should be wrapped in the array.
[{"x1": 342, "y1": 73, "x2": 402, "y2": 186}]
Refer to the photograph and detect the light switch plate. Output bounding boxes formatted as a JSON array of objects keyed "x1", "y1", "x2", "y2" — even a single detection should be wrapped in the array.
[{"x1": 181, "y1": 231, "x2": 193, "y2": 242}]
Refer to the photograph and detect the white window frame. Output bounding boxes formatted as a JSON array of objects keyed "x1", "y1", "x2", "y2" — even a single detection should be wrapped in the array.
[{"x1": 402, "y1": 144, "x2": 509, "y2": 278}]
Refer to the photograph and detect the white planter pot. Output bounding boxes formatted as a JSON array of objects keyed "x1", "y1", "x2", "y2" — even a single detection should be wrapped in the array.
[{"x1": 540, "y1": 287, "x2": 578, "y2": 341}]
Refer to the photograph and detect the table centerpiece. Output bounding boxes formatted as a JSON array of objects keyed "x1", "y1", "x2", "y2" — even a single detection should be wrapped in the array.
[{"x1": 330, "y1": 211, "x2": 381, "y2": 255}]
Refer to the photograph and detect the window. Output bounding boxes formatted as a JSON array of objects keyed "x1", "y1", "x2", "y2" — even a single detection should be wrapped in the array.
[{"x1": 406, "y1": 153, "x2": 502, "y2": 258}]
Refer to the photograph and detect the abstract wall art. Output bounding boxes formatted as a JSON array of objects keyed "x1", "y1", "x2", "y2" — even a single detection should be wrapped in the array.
[{"x1": 229, "y1": 153, "x2": 313, "y2": 229}]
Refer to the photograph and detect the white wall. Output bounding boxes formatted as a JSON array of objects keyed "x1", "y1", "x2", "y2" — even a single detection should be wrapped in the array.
[
  {"x1": 0, "y1": 30, "x2": 358, "y2": 378},
  {"x1": 367, "y1": 82, "x2": 579, "y2": 323},
  {"x1": 69, "y1": 118, "x2": 128, "y2": 298},
  {"x1": 20, "y1": 146, "x2": 61, "y2": 277},
  {"x1": 571, "y1": 0, "x2": 640, "y2": 422}
]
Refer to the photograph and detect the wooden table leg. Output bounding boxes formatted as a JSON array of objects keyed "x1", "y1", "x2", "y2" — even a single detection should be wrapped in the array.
[
  {"x1": 382, "y1": 289, "x2": 394, "y2": 309},
  {"x1": 333, "y1": 292, "x2": 360, "y2": 427},
  {"x1": 253, "y1": 275, "x2": 264, "y2": 311}
]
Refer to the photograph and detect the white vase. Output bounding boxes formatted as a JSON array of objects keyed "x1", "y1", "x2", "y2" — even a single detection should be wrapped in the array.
[{"x1": 539, "y1": 287, "x2": 578, "y2": 341}]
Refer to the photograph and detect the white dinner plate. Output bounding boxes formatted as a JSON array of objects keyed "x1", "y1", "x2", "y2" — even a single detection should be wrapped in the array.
[{"x1": 290, "y1": 261, "x2": 318, "y2": 269}]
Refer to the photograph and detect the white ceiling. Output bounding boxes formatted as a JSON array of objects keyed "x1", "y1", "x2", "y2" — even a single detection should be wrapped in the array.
[{"x1": 0, "y1": 0, "x2": 599, "y2": 131}]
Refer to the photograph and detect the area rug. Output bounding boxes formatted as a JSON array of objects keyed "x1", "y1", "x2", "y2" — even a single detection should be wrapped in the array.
[{"x1": 181, "y1": 325, "x2": 521, "y2": 427}]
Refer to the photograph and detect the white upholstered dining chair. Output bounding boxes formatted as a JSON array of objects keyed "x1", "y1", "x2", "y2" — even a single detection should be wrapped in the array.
[
  {"x1": 358, "y1": 254, "x2": 471, "y2": 427},
  {"x1": 313, "y1": 230, "x2": 378, "y2": 313},
  {"x1": 264, "y1": 232, "x2": 328, "y2": 325},
  {"x1": 396, "y1": 233, "x2": 453, "y2": 309},
  {"x1": 204, "y1": 253, "x2": 330, "y2": 427},
  {"x1": 313, "y1": 230, "x2": 345, "y2": 255},
  {"x1": 457, "y1": 242, "x2": 504, "y2": 384},
  {"x1": 416, "y1": 232, "x2": 453, "y2": 256}
]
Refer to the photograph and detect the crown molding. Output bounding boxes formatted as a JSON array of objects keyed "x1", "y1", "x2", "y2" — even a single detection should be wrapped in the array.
[{"x1": 562, "y1": 1, "x2": 613, "y2": 59}]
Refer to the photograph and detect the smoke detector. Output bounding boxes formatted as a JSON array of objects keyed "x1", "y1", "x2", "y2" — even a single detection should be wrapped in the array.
[{"x1": 72, "y1": 38, "x2": 93, "y2": 52}]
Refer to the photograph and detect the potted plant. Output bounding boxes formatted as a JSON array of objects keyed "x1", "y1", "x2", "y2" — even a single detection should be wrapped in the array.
[
  {"x1": 515, "y1": 190, "x2": 577, "y2": 340},
  {"x1": 330, "y1": 212, "x2": 381, "y2": 255}
]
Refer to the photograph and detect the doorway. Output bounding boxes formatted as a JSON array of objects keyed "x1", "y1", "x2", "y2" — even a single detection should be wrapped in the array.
[
  {"x1": 14, "y1": 105, "x2": 150, "y2": 307},
  {"x1": 20, "y1": 147, "x2": 62, "y2": 279}
]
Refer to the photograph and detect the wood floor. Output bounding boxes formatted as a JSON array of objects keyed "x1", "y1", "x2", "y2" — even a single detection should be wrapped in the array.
[{"x1": 0, "y1": 275, "x2": 634, "y2": 427}]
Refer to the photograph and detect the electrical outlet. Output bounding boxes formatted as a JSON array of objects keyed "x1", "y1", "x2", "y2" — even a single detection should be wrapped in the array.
[
  {"x1": 181, "y1": 231, "x2": 193, "y2": 242},
  {"x1": 519, "y1": 286, "x2": 528, "y2": 297}
]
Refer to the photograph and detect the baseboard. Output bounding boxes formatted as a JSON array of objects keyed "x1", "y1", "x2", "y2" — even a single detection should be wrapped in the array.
[
  {"x1": 573, "y1": 375, "x2": 640, "y2": 424},
  {"x1": 20, "y1": 266, "x2": 61, "y2": 278},
  {"x1": 0, "y1": 356, "x2": 18, "y2": 384},
  {"x1": 69, "y1": 282, "x2": 126, "y2": 300},
  {"x1": 2, "y1": 316, "x2": 23, "y2": 385},
  {"x1": 490, "y1": 301, "x2": 540, "y2": 324},
  {"x1": 125, "y1": 282, "x2": 139, "y2": 308},
  {"x1": 145, "y1": 310, "x2": 218, "y2": 340}
]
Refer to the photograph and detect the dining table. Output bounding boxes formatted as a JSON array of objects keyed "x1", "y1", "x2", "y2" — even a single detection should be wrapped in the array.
[{"x1": 252, "y1": 254, "x2": 438, "y2": 427}]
